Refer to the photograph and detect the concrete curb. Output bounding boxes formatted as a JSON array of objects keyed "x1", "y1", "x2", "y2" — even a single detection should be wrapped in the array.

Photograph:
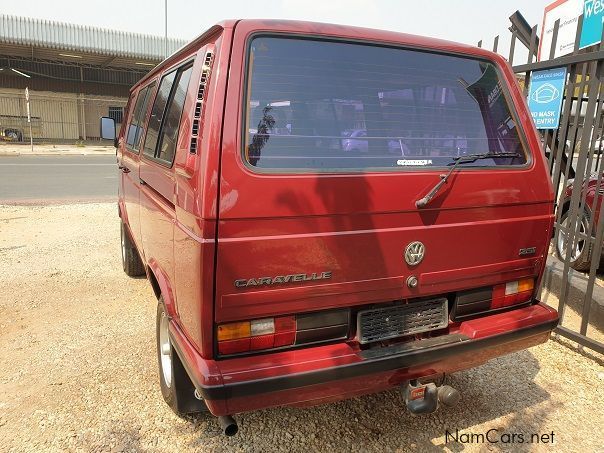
[
  {"x1": 542, "y1": 255, "x2": 604, "y2": 331},
  {"x1": 0, "y1": 144, "x2": 115, "y2": 156}
]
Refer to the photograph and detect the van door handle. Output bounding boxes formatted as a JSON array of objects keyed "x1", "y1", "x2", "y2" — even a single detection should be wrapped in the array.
[{"x1": 120, "y1": 166, "x2": 131, "y2": 174}]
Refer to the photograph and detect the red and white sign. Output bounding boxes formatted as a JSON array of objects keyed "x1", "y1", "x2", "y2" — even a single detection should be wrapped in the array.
[{"x1": 538, "y1": 0, "x2": 583, "y2": 61}]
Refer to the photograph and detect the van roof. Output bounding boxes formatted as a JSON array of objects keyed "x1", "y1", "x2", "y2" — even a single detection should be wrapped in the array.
[
  {"x1": 133, "y1": 19, "x2": 236, "y2": 90},
  {"x1": 133, "y1": 19, "x2": 502, "y2": 91}
]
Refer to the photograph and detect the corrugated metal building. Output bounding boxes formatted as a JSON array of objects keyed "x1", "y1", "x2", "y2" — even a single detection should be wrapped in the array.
[{"x1": 0, "y1": 14, "x2": 186, "y2": 141}]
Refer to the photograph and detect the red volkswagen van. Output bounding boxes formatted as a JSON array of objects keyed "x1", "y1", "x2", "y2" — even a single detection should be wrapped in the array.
[{"x1": 104, "y1": 20, "x2": 558, "y2": 436}]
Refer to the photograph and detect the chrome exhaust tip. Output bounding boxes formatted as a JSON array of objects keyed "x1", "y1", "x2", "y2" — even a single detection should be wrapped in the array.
[{"x1": 217, "y1": 415, "x2": 238, "y2": 436}]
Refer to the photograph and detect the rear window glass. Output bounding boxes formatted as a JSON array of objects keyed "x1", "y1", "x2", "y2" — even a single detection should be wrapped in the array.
[{"x1": 243, "y1": 37, "x2": 528, "y2": 171}]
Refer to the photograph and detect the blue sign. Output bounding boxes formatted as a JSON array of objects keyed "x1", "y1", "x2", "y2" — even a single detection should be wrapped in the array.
[
  {"x1": 528, "y1": 68, "x2": 567, "y2": 129},
  {"x1": 580, "y1": 0, "x2": 604, "y2": 49}
]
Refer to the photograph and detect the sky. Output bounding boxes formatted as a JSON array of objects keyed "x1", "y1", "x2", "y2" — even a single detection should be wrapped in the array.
[{"x1": 0, "y1": 0, "x2": 552, "y2": 58}]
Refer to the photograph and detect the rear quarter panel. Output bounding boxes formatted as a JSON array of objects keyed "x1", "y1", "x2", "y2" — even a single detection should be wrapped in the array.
[{"x1": 172, "y1": 27, "x2": 233, "y2": 358}]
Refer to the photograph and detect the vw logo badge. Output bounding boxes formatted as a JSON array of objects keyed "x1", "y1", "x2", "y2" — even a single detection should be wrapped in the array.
[{"x1": 404, "y1": 241, "x2": 425, "y2": 266}]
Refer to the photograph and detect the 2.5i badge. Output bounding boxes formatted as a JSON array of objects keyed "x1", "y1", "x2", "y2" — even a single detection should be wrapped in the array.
[{"x1": 519, "y1": 247, "x2": 536, "y2": 256}]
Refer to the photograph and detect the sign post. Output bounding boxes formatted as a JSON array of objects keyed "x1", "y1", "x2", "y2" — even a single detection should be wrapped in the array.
[
  {"x1": 25, "y1": 87, "x2": 33, "y2": 152},
  {"x1": 527, "y1": 68, "x2": 567, "y2": 129}
]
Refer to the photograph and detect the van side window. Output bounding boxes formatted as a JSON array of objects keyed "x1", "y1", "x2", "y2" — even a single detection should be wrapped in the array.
[
  {"x1": 156, "y1": 65, "x2": 193, "y2": 163},
  {"x1": 142, "y1": 63, "x2": 193, "y2": 165},
  {"x1": 125, "y1": 82, "x2": 156, "y2": 152},
  {"x1": 144, "y1": 71, "x2": 177, "y2": 159},
  {"x1": 125, "y1": 93, "x2": 142, "y2": 148}
]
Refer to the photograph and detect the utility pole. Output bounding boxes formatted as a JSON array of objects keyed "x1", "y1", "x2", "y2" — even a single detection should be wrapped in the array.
[
  {"x1": 25, "y1": 87, "x2": 33, "y2": 152},
  {"x1": 165, "y1": 0, "x2": 168, "y2": 58}
]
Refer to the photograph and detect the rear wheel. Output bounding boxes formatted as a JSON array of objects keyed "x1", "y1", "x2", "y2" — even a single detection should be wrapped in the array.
[
  {"x1": 156, "y1": 299, "x2": 208, "y2": 416},
  {"x1": 120, "y1": 220, "x2": 145, "y2": 277},
  {"x1": 556, "y1": 210, "x2": 593, "y2": 271}
]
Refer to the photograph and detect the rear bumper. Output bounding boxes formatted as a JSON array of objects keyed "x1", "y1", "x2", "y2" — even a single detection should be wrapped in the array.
[{"x1": 169, "y1": 302, "x2": 558, "y2": 415}]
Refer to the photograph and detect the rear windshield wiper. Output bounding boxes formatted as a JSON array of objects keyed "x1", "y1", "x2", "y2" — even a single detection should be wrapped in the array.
[{"x1": 415, "y1": 152, "x2": 520, "y2": 208}]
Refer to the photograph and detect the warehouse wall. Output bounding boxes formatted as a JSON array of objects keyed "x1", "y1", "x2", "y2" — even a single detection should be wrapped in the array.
[
  {"x1": 0, "y1": 72, "x2": 132, "y2": 97},
  {"x1": 0, "y1": 88, "x2": 127, "y2": 141}
]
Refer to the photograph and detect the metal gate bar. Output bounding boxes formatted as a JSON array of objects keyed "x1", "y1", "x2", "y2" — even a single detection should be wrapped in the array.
[{"x1": 485, "y1": 11, "x2": 604, "y2": 354}]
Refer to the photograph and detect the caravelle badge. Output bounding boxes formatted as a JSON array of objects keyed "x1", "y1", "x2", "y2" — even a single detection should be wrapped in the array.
[
  {"x1": 234, "y1": 271, "x2": 332, "y2": 288},
  {"x1": 404, "y1": 241, "x2": 425, "y2": 266}
]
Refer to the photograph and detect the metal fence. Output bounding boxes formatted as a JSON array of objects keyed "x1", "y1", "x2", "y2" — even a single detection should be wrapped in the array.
[
  {"x1": 483, "y1": 14, "x2": 604, "y2": 355},
  {"x1": 0, "y1": 91, "x2": 127, "y2": 142}
]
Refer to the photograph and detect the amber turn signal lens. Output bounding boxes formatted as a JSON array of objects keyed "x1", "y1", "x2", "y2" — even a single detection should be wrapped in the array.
[
  {"x1": 517, "y1": 278, "x2": 534, "y2": 293},
  {"x1": 217, "y1": 321, "x2": 251, "y2": 341}
]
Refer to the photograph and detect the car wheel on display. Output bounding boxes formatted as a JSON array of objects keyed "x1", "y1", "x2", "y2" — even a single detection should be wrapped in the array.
[
  {"x1": 5, "y1": 130, "x2": 20, "y2": 141},
  {"x1": 156, "y1": 299, "x2": 209, "y2": 416},
  {"x1": 120, "y1": 220, "x2": 146, "y2": 277},
  {"x1": 556, "y1": 210, "x2": 594, "y2": 271}
]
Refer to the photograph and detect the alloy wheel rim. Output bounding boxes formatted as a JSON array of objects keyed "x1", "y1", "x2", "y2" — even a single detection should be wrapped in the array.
[
  {"x1": 120, "y1": 227, "x2": 126, "y2": 265},
  {"x1": 558, "y1": 216, "x2": 587, "y2": 261},
  {"x1": 159, "y1": 310, "x2": 172, "y2": 388}
]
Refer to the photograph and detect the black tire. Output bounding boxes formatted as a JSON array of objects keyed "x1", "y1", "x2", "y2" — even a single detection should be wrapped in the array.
[
  {"x1": 156, "y1": 299, "x2": 208, "y2": 416},
  {"x1": 120, "y1": 220, "x2": 145, "y2": 277},
  {"x1": 556, "y1": 210, "x2": 594, "y2": 271}
]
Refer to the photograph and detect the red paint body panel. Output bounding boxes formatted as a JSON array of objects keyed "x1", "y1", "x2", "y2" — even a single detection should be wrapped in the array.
[{"x1": 117, "y1": 19, "x2": 558, "y2": 416}]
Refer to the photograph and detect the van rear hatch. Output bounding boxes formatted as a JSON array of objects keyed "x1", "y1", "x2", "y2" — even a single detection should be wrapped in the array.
[{"x1": 214, "y1": 33, "x2": 553, "y2": 354}]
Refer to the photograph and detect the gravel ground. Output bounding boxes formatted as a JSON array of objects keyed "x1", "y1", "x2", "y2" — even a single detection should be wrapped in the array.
[{"x1": 1, "y1": 203, "x2": 603, "y2": 453}]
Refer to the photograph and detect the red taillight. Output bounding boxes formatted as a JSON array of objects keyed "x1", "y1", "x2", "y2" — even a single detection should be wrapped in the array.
[
  {"x1": 217, "y1": 316, "x2": 296, "y2": 355},
  {"x1": 492, "y1": 278, "x2": 534, "y2": 309},
  {"x1": 250, "y1": 334, "x2": 275, "y2": 351},
  {"x1": 217, "y1": 338, "x2": 251, "y2": 355},
  {"x1": 273, "y1": 316, "x2": 296, "y2": 346}
]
